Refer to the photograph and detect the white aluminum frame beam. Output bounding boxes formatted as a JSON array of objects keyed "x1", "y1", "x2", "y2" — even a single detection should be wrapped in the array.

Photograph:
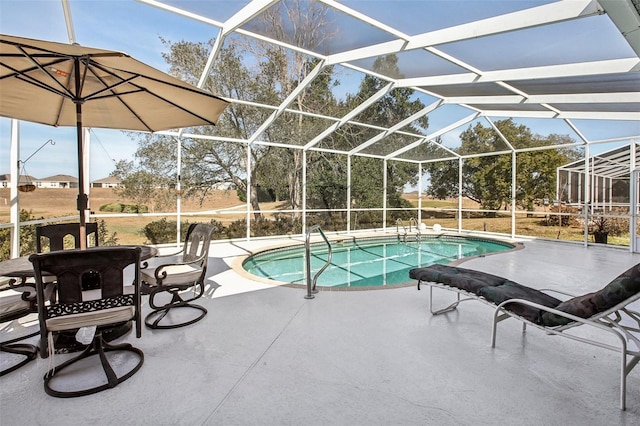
[
  {"x1": 350, "y1": 100, "x2": 442, "y2": 155},
  {"x1": 396, "y1": 58, "x2": 640, "y2": 88},
  {"x1": 323, "y1": 0, "x2": 601, "y2": 65},
  {"x1": 305, "y1": 82, "x2": 395, "y2": 149}
]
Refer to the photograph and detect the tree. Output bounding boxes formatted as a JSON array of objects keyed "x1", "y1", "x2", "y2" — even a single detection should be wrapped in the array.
[
  {"x1": 117, "y1": 8, "x2": 434, "y2": 227},
  {"x1": 249, "y1": 1, "x2": 339, "y2": 217},
  {"x1": 424, "y1": 119, "x2": 581, "y2": 214},
  {"x1": 111, "y1": 158, "x2": 174, "y2": 213},
  {"x1": 120, "y1": 1, "x2": 338, "y2": 221},
  {"x1": 316, "y1": 55, "x2": 429, "y2": 212}
]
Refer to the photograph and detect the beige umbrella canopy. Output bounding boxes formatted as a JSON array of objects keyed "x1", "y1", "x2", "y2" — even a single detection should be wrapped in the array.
[{"x1": 0, "y1": 34, "x2": 229, "y2": 248}]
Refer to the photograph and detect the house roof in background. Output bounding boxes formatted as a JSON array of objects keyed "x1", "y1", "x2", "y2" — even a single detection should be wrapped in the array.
[{"x1": 39, "y1": 174, "x2": 78, "y2": 182}]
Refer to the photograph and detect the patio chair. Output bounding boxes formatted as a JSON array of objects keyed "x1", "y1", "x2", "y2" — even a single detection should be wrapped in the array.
[
  {"x1": 36, "y1": 222, "x2": 99, "y2": 252},
  {"x1": 29, "y1": 246, "x2": 144, "y2": 398},
  {"x1": 141, "y1": 223, "x2": 215, "y2": 329},
  {"x1": 0, "y1": 276, "x2": 38, "y2": 376},
  {"x1": 410, "y1": 263, "x2": 640, "y2": 410},
  {"x1": 36, "y1": 222, "x2": 100, "y2": 292}
]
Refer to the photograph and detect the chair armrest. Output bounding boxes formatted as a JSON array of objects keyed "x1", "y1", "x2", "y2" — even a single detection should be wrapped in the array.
[
  {"x1": 1, "y1": 277, "x2": 36, "y2": 302},
  {"x1": 2, "y1": 276, "x2": 32, "y2": 291},
  {"x1": 140, "y1": 247, "x2": 184, "y2": 271},
  {"x1": 150, "y1": 253, "x2": 207, "y2": 283},
  {"x1": 493, "y1": 298, "x2": 639, "y2": 353},
  {"x1": 153, "y1": 247, "x2": 186, "y2": 259}
]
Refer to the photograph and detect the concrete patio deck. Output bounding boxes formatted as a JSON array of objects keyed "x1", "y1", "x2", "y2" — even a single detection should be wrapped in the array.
[{"x1": 1, "y1": 235, "x2": 639, "y2": 425}]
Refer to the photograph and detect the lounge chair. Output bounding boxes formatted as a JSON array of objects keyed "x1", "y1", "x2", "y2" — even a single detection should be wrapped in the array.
[{"x1": 409, "y1": 263, "x2": 640, "y2": 410}]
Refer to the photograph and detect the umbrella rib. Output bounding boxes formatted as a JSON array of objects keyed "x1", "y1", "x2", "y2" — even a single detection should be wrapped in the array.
[
  {"x1": 82, "y1": 62, "x2": 156, "y2": 132},
  {"x1": 87, "y1": 59, "x2": 226, "y2": 123},
  {"x1": 0, "y1": 55, "x2": 75, "y2": 100},
  {"x1": 15, "y1": 47, "x2": 75, "y2": 97},
  {"x1": 87, "y1": 61, "x2": 220, "y2": 130},
  {"x1": 136, "y1": 73, "x2": 228, "y2": 125},
  {"x1": 81, "y1": 72, "x2": 140, "y2": 100},
  {"x1": 140, "y1": 88, "x2": 218, "y2": 127}
]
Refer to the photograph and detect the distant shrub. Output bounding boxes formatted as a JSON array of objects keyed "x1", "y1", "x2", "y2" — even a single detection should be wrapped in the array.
[
  {"x1": 226, "y1": 218, "x2": 247, "y2": 239},
  {"x1": 99, "y1": 203, "x2": 148, "y2": 213},
  {"x1": 142, "y1": 218, "x2": 224, "y2": 244},
  {"x1": 99, "y1": 203, "x2": 123, "y2": 212},
  {"x1": 0, "y1": 209, "x2": 41, "y2": 260},
  {"x1": 208, "y1": 220, "x2": 226, "y2": 240},
  {"x1": 224, "y1": 215, "x2": 302, "y2": 238},
  {"x1": 142, "y1": 218, "x2": 187, "y2": 244},
  {"x1": 540, "y1": 205, "x2": 580, "y2": 227},
  {"x1": 97, "y1": 219, "x2": 118, "y2": 246}
]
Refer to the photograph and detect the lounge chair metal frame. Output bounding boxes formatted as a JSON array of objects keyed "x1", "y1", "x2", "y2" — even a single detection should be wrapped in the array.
[{"x1": 415, "y1": 268, "x2": 640, "y2": 411}]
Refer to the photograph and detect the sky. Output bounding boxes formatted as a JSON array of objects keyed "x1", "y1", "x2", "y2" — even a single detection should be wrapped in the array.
[
  {"x1": 0, "y1": 0, "x2": 217, "y2": 180},
  {"x1": 1, "y1": 0, "x2": 639, "y2": 182}
]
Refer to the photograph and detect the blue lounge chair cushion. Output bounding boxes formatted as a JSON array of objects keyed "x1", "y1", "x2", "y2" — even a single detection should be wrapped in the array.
[
  {"x1": 541, "y1": 264, "x2": 640, "y2": 326},
  {"x1": 478, "y1": 281, "x2": 562, "y2": 324},
  {"x1": 409, "y1": 264, "x2": 509, "y2": 295}
]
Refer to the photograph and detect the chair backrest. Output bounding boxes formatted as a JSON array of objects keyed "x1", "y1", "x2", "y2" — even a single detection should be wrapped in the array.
[
  {"x1": 181, "y1": 224, "x2": 215, "y2": 284},
  {"x1": 36, "y1": 222, "x2": 99, "y2": 252},
  {"x1": 541, "y1": 262, "x2": 640, "y2": 326},
  {"x1": 182, "y1": 223, "x2": 215, "y2": 265},
  {"x1": 29, "y1": 246, "x2": 142, "y2": 354}
]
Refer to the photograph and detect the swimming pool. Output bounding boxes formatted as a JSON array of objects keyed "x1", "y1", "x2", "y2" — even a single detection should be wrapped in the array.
[{"x1": 242, "y1": 235, "x2": 517, "y2": 289}]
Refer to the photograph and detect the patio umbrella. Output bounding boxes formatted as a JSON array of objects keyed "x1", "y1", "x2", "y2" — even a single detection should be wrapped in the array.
[{"x1": 0, "y1": 34, "x2": 229, "y2": 248}]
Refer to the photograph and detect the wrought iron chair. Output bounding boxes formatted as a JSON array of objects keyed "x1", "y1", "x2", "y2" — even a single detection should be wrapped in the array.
[
  {"x1": 36, "y1": 222, "x2": 100, "y2": 293},
  {"x1": 0, "y1": 276, "x2": 38, "y2": 376},
  {"x1": 29, "y1": 246, "x2": 144, "y2": 398},
  {"x1": 36, "y1": 222, "x2": 99, "y2": 252},
  {"x1": 141, "y1": 223, "x2": 215, "y2": 329}
]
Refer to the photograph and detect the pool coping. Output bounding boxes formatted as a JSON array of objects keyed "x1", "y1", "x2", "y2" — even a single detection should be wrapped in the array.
[{"x1": 231, "y1": 231, "x2": 524, "y2": 291}]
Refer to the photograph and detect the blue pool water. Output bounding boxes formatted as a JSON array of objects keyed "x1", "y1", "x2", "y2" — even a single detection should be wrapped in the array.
[{"x1": 242, "y1": 235, "x2": 515, "y2": 288}]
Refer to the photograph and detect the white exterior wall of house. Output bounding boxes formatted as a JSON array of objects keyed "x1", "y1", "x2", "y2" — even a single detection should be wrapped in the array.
[{"x1": 0, "y1": 174, "x2": 78, "y2": 189}]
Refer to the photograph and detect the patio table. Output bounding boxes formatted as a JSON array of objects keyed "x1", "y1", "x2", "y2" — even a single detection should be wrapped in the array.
[{"x1": 0, "y1": 245, "x2": 158, "y2": 280}]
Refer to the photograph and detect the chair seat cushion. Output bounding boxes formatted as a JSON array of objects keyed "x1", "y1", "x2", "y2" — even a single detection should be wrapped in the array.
[
  {"x1": 409, "y1": 264, "x2": 509, "y2": 295},
  {"x1": 46, "y1": 305, "x2": 135, "y2": 332},
  {"x1": 141, "y1": 264, "x2": 202, "y2": 286},
  {"x1": 478, "y1": 281, "x2": 562, "y2": 324},
  {"x1": 541, "y1": 263, "x2": 640, "y2": 327}
]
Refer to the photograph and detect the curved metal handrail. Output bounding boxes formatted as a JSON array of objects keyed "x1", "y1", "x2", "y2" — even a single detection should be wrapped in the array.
[
  {"x1": 396, "y1": 218, "x2": 407, "y2": 242},
  {"x1": 304, "y1": 225, "x2": 332, "y2": 299},
  {"x1": 409, "y1": 217, "x2": 421, "y2": 242}
]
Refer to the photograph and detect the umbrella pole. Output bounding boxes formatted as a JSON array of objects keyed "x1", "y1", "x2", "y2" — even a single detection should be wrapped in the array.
[
  {"x1": 76, "y1": 121, "x2": 88, "y2": 250},
  {"x1": 74, "y1": 59, "x2": 87, "y2": 249}
]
